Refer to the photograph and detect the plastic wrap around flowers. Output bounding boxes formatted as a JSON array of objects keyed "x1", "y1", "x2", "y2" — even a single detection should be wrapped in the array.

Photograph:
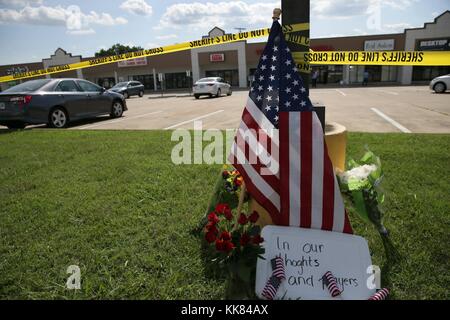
[{"x1": 337, "y1": 150, "x2": 400, "y2": 262}]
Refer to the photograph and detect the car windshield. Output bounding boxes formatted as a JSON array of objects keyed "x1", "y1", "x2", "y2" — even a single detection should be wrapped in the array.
[
  {"x1": 112, "y1": 82, "x2": 128, "y2": 88},
  {"x1": 198, "y1": 78, "x2": 217, "y2": 83},
  {"x1": 3, "y1": 79, "x2": 52, "y2": 93}
]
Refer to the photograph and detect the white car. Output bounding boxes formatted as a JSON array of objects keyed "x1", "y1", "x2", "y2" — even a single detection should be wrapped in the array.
[
  {"x1": 430, "y1": 74, "x2": 450, "y2": 93},
  {"x1": 193, "y1": 77, "x2": 232, "y2": 99}
]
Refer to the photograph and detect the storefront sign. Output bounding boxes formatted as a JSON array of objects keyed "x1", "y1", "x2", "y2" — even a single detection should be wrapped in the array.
[
  {"x1": 118, "y1": 57, "x2": 147, "y2": 68},
  {"x1": 210, "y1": 53, "x2": 225, "y2": 62},
  {"x1": 6, "y1": 66, "x2": 29, "y2": 75},
  {"x1": 311, "y1": 45, "x2": 334, "y2": 52},
  {"x1": 417, "y1": 38, "x2": 450, "y2": 51},
  {"x1": 364, "y1": 39, "x2": 395, "y2": 51}
]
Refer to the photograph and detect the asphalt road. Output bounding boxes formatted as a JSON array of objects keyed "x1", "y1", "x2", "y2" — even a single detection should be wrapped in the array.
[{"x1": 2, "y1": 86, "x2": 449, "y2": 133}]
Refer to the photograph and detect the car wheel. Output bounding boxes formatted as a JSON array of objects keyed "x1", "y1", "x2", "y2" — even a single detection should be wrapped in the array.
[
  {"x1": 139, "y1": 90, "x2": 144, "y2": 97},
  {"x1": 216, "y1": 89, "x2": 221, "y2": 98},
  {"x1": 433, "y1": 82, "x2": 446, "y2": 93},
  {"x1": 6, "y1": 122, "x2": 26, "y2": 130},
  {"x1": 123, "y1": 91, "x2": 129, "y2": 99},
  {"x1": 49, "y1": 108, "x2": 68, "y2": 128},
  {"x1": 195, "y1": 95, "x2": 200, "y2": 99},
  {"x1": 227, "y1": 88, "x2": 232, "y2": 96},
  {"x1": 111, "y1": 101, "x2": 124, "y2": 118}
]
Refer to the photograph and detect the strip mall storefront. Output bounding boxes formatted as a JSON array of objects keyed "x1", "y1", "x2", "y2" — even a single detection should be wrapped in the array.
[{"x1": 1, "y1": 11, "x2": 449, "y2": 92}]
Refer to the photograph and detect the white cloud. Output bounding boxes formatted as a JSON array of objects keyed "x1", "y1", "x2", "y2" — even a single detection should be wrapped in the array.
[
  {"x1": 159, "y1": 1, "x2": 278, "y2": 31},
  {"x1": 382, "y1": 22, "x2": 413, "y2": 32},
  {"x1": 120, "y1": 0, "x2": 153, "y2": 16},
  {"x1": 0, "y1": 0, "x2": 43, "y2": 7},
  {"x1": 312, "y1": 0, "x2": 418, "y2": 19},
  {"x1": 146, "y1": 42, "x2": 161, "y2": 49},
  {"x1": 156, "y1": 34, "x2": 177, "y2": 40},
  {"x1": 0, "y1": 4, "x2": 127, "y2": 35},
  {"x1": 67, "y1": 28, "x2": 95, "y2": 36}
]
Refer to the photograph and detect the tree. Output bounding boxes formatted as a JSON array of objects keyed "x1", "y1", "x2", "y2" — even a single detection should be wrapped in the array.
[{"x1": 95, "y1": 43, "x2": 144, "y2": 57}]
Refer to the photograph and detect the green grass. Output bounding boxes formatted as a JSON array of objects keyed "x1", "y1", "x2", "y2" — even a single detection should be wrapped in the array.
[{"x1": 0, "y1": 130, "x2": 449, "y2": 300}]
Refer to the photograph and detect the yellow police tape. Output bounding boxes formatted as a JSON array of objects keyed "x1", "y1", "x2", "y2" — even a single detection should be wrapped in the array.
[
  {"x1": 1, "y1": 22, "x2": 449, "y2": 83},
  {"x1": 0, "y1": 23, "x2": 310, "y2": 83},
  {"x1": 293, "y1": 51, "x2": 450, "y2": 67}
]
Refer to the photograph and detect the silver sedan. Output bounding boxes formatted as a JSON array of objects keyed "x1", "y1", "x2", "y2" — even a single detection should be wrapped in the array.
[
  {"x1": 193, "y1": 77, "x2": 232, "y2": 99},
  {"x1": 430, "y1": 74, "x2": 450, "y2": 93}
]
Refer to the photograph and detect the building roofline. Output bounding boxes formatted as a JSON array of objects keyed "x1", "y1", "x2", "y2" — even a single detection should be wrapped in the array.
[
  {"x1": 42, "y1": 48, "x2": 82, "y2": 62},
  {"x1": 312, "y1": 32, "x2": 404, "y2": 41},
  {"x1": 404, "y1": 10, "x2": 450, "y2": 33}
]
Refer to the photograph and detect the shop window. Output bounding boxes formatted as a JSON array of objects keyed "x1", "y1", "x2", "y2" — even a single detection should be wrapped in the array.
[
  {"x1": 164, "y1": 73, "x2": 190, "y2": 90},
  {"x1": 205, "y1": 70, "x2": 239, "y2": 86},
  {"x1": 413, "y1": 66, "x2": 450, "y2": 82},
  {"x1": 97, "y1": 77, "x2": 115, "y2": 89}
]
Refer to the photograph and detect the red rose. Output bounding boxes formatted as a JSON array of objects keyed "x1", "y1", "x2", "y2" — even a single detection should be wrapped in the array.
[
  {"x1": 251, "y1": 235, "x2": 264, "y2": 245},
  {"x1": 215, "y1": 239, "x2": 225, "y2": 251},
  {"x1": 215, "y1": 203, "x2": 231, "y2": 216},
  {"x1": 234, "y1": 176, "x2": 243, "y2": 187},
  {"x1": 220, "y1": 231, "x2": 232, "y2": 241},
  {"x1": 238, "y1": 213, "x2": 248, "y2": 225},
  {"x1": 223, "y1": 240, "x2": 235, "y2": 253},
  {"x1": 205, "y1": 231, "x2": 217, "y2": 244},
  {"x1": 207, "y1": 212, "x2": 220, "y2": 224},
  {"x1": 224, "y1": 211, "x2": 233, "y2": 221},
  {"x1": 248, "y1": 211, "x2": 260, "y2": 223},
  {"x1": 206, "y1": 222, "x2": 218, "y2": 234},
  {"x1": 240, "y1": 233, "x2": 250, "y2": 246}
]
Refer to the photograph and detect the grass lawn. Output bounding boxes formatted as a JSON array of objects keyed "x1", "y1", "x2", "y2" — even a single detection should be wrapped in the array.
[{"x1": 0, "y1": 130, "x2": 449, "y2": 300}]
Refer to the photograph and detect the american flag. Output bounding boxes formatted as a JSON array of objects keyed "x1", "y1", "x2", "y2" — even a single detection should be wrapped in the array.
[{"x1": 229, "y1": 20, "x2": 353, "y2": 234}]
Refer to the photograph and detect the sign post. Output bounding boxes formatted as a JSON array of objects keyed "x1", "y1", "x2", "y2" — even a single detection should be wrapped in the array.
[
  {"x1": 158, "y1": 73, "x2": 164, "y2": 97},
  {"x1": 186, "y1": 70, "x2": 192, "y2": 95},
  {"x1": 282, "y1": 0, "x2": 325, "y2": 131}
]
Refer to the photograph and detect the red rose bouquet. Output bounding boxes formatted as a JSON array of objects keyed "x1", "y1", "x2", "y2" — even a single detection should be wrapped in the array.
[{"x1": 203, "y1": 203, "x2": 265, "y2": 299}]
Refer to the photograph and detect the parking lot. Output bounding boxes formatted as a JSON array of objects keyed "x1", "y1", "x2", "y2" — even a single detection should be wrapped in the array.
[{"x1": 1, "y1": 86, "x2": 449, "y2": 133}]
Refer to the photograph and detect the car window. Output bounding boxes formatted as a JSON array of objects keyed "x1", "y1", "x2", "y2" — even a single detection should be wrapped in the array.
[
  {"x1": 54, "y1": 80, "x2": 82, "y2": 92},
  {"x1": 4, "y1": 79, "x2": 52, "y2": 93},
  {"x1": 198, "y1": 78, "x2": 216, "y2": 83},
  {"x1": 78, "y1": 80, "x2": 102, "y2": 92},
  {"x1": 113, "y1": 82, "x2": 127, "y2": 88}
]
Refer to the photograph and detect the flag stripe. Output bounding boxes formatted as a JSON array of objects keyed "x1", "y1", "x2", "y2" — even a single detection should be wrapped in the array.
[
  {"x1": 231, "y1": 145, "x2": 280, "y2": 211},
  {"x1": 239, "y1": 109, "x2": 279, "y2": 175},
  {"x1": 300, "y1": 112, "x2": 312, "y2": 229},
  {"x1": 311, "y1": 114, "x2": 324, "y2": 230},
  {"x1": 246, "y1": 98, "x2": 279, "y2": 143},
  {"x1": 289, "y1": 113, "x2": 301, "y2": 227},
  {"x1": 279, "y1": 112, "x2": 291, "y2": 226},
  {"x1": 322, "y1": 142, "x2": 335, "y2": 231},
  {"x1": 233, "y1": 136, "x2": 279, "y2": 192}
]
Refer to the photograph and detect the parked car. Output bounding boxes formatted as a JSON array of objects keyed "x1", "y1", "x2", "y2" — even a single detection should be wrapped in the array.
[
  {"x1": 0, "y1": 78, "x2": 127, "y2": 129},
  {"x1": 429, "y1": 74, "x2": 450, "y2": 93},
  {"x1": 193, "y1": 77, "x2": 232, "y2": 99},
  {"x1": 109, "y1": 81, "x2": 145, "y2": 99}
]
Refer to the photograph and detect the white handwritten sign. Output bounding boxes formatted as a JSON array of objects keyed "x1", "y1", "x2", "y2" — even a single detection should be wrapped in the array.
[{"x1": 256, "y1": 226, "x2": 375, "y2": 300}]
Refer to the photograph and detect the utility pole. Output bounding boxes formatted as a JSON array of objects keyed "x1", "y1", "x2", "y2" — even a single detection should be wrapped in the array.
[
  {"x1": 281, "y1": 0, "x2": 310, "y2": 93},
  {"x1": 282, "y1": 0, "x2": 325, "y2": 131}
]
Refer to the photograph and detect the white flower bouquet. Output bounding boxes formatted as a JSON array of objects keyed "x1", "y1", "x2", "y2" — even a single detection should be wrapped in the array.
[{"x1": 337, "y1": 150, "x2": 400, "y2": 262}]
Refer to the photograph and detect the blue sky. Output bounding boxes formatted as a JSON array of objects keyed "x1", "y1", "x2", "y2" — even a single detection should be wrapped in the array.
[{"x1": 0, "y1": 0, "x2": 448, "y2": 65}]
